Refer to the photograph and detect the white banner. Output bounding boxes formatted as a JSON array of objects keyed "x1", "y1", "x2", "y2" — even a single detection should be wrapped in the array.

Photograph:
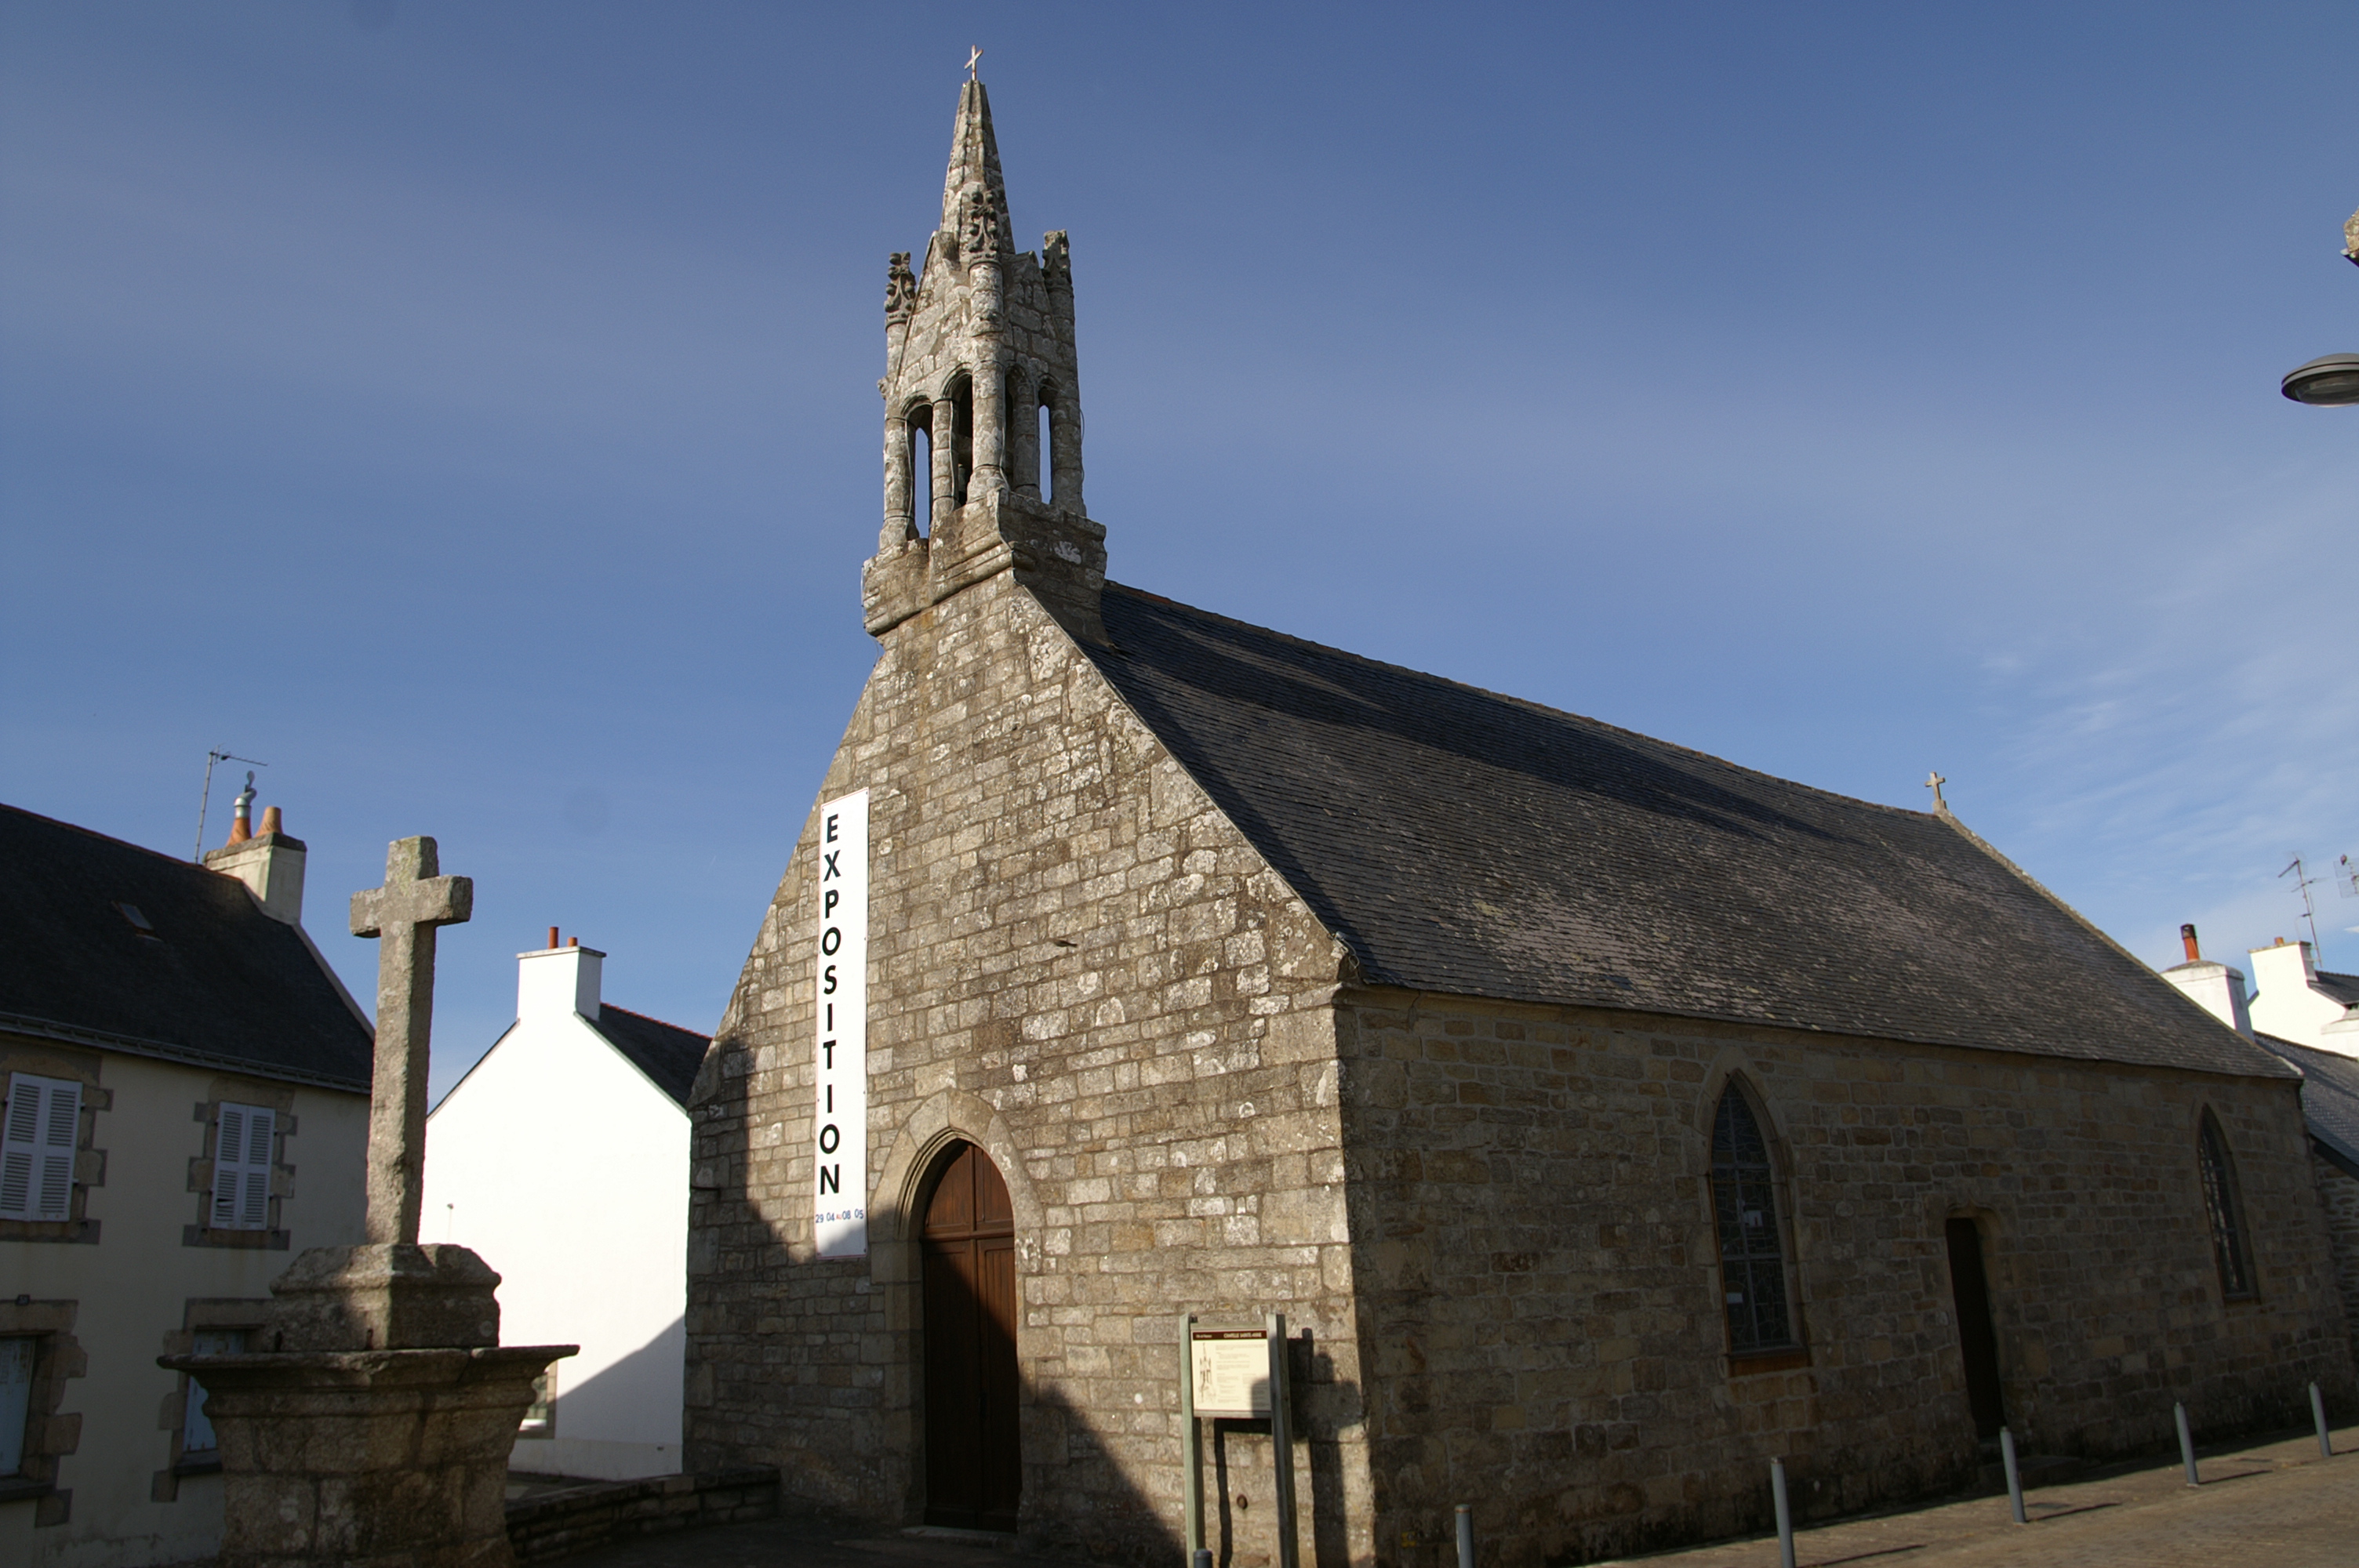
[{"x1": 812, "y1": 789, "x2": 869, "y2": 1258}]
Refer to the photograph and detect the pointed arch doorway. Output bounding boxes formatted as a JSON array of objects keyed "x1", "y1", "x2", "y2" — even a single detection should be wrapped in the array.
[{"x1": 920, "y1": 1140, "x2": 1020, "y2": 1530}]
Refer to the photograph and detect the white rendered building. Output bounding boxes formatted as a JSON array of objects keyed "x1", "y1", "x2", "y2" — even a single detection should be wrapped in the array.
[
  {"x1": 2248, "y1": 938, "x2": 2359, "y2": 1057},
  {"x1": 423, "y1": 934, "x2": 707, "y2": 1481}
]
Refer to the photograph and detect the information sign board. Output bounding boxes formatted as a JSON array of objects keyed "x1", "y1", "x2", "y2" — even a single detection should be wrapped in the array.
[{"x1": 1189, "y1": 1326, "x2": 1270, "y2": 1420}]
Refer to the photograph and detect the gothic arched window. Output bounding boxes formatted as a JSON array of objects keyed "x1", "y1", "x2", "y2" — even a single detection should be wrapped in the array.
[
  {"x1": 1710, "y1": 1083, "x2": 1797, "y2": 1353},
  {"x1": 2197, "y1": 1111, "x2": 2254, "y2": 1299}
]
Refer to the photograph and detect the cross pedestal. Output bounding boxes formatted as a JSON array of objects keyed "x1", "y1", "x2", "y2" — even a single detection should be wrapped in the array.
[{"x1": 163, "y1": 837, "x2": 573, "y2": 1568}]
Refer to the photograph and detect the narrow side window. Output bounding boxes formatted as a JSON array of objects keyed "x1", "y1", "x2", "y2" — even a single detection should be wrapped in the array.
[
  {"x1": 2197, "y1": 1111, "x2": 2254, "y2": 1298},
  {"x1": 1710, "y1": 1083, "x2": 1796, "y2": 1353}
]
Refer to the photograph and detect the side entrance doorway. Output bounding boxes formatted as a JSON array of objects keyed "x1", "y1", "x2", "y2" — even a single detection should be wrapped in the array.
[
  {"x1": 921, "y1": 1140, "x2": 1021, "y2": 1530},
  {"x1": 1944, "y1": 1217, "x2": 2007, "y2": 1439}
]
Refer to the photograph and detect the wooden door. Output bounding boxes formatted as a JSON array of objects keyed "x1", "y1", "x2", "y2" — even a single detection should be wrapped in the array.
[
  {"x1": 1945, "y1": 1218, "x2": 2006, "y2": 1439},
  {"x1": 921, "y1": 1141, "x2": 1020, "y2": 1530}
]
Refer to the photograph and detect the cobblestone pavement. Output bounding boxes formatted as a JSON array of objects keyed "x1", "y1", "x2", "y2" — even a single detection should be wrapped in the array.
[
  {"x1": 558, "y1": 1425, "x2": 2356, "y2": 1568},
  {"x1": 1594, "y1": 1422, "x2": 2357, "y2": 1568}
]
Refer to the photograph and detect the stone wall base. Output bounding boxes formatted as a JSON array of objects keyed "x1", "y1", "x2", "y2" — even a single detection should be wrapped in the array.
[
  {"x1": 503, "y1": 1466, "x2": 780, "y2": 1563},
  {"x1": 164, "y1": 1344, "x2": 572, "y2": 1568}
]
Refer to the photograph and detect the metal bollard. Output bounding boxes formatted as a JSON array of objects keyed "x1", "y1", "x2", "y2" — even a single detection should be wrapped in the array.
[
  {"x1": 2313, "y1": 1381, "x2": 2333, "y2": 1460},
  {"x1": 1454, "y1": 1503, "x2": 1474, "y2": 1568},
  {"x1": 1194, "y1": 1552, "x2": 1213, "y2": 1568},
  {"x1": 1770, "y1": 1458, "x2": 1796, "y2": 1568},
  {"x1": 1999, "y1": 1426, "x2": 2026, "y2": 1524},
  {"x1": 2175, "y1": 1402, "x2": 2199, "y2": 1486}
]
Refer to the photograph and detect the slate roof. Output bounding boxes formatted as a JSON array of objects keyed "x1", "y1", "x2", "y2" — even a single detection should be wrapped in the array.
[
  {"x1": 591, "y1": 1005, "x2": 709, "y2": 1108},
  {"x1": 2311, "y1": 969, "x2": 2359, "y2": 1008},
  {"x1": 0, "y1": 802, "x2": 373, "y2": 1091},
  {"x1": 1084, "y1": 585, "x2": 2290, "y2": 1080},
  {"x1": 2252, "y1": 1033, "x2": 2359, "y2": 1175}
]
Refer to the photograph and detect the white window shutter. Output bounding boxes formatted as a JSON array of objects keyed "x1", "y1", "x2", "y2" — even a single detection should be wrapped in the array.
[
  {"x1": 2, "y1": 1074, "x2": 79, "y2": 1223},
  {"x1": 240, "y1": 1107, "x2": 274, "y2": 1229},
  {"x1": 211, "y1": 1105, "x2": 245, "y2": 1228},
  {"x1": 211, "y1": 1103, "x2": 274, "y2": 1231},
  {"x1": 35, "y1": 1080, "x2": 78, "y2": 1221},
  {"x1": 0, "y1": 1077, "x2": 38, "y2": 1218}
]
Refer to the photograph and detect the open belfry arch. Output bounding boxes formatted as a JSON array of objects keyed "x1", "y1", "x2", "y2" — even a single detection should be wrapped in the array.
[{"x1": 685, "y1": 71, "x2": 2354, "y2": 1568}]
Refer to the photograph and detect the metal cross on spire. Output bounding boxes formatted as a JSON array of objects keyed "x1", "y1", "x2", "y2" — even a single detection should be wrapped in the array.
[
  {"x1": 966, "y1": 45, "x2": 983, "y2": 81},
  {"x1": 1925, "y1": 771, "x2": 1948, "y2": 810}
]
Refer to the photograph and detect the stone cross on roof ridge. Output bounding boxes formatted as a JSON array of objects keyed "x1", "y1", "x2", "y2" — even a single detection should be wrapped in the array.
[{"x1": 350, "y1": 835, "x2": 472, "y2": 1247}]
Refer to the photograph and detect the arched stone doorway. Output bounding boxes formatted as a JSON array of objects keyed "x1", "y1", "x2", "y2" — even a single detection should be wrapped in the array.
[{"x1": 920, "y1": 1139, "x2": 1020, "y2": 1530}]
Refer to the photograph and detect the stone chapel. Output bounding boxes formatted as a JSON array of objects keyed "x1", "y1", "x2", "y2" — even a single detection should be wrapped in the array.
[{"x1": 684, "y1": 78, "x2": 2357, "y2": 1567}]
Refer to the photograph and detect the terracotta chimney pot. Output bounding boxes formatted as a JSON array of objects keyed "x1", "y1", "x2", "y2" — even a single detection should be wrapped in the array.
[{"x1": 2181, "y1": 923, "x2": 2201, "y2": 962}]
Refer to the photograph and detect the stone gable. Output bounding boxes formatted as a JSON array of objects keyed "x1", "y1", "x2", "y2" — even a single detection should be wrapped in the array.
[{"x1": 689, "y1": 572, "x2": 1372, "y2": 1566}]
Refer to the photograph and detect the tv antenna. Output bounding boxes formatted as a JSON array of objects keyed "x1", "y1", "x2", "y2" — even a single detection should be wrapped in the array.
[
  {"x1": 2280, "y1": 855, "x2": 2327, "y2": 954},
  {"x1": 194, "y1": 748, "x2": 268, "y2": 861}
]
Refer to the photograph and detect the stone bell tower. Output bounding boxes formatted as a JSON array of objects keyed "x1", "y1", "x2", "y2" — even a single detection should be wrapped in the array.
[{"x1": 861, "y1": 76, "x2": 1107, "y2": 644}]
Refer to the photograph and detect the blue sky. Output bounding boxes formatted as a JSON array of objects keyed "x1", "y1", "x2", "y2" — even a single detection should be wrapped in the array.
[{"x1": 4, "y1": 3, "x2": 2354, "y2": 1099}]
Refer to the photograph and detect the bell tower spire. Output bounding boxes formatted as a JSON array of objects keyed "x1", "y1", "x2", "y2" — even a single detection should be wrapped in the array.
[{"x1": 863, "y1": 71, "x2": 1105, "y2": 644}]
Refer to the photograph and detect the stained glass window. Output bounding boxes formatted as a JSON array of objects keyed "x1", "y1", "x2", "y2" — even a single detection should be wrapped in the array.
[
  {"x1": 2197, "y1": 1112, "x2": 2253, "y2": 1298},
  {"x1": 1711, "y1": 1085, "x2": 1795, "y2": 1353}
]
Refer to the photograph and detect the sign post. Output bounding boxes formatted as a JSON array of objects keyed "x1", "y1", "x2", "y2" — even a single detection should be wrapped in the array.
[
  {"x1": 1181, "y1": 1316, "x2": 1202, "y2": 1560},
  {"x1": 1182, "y1": 1316, "x2": 1299, "y2": 1568},
  {"x1": 1268, "y1": 1312, "x2": 1299, "y2": 1568}
]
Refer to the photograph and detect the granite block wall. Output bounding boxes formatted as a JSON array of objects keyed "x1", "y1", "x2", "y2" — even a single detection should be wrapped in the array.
[
  {"x1": 2315, "y1": 1153, "x2": 2359, "y2": 1358},
  {"x1": 1335, "y1": 989, "x2": 2358, "y2": 1566}
]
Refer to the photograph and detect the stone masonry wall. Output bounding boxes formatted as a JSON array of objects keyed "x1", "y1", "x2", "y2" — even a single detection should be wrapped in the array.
[
  {"x1": 686, "y1": 571, "x2": 1372, "y2": 1568},
  {"x1": 2317, "y1": 1153, "x2": 2359, "y2": 1359},
  {"x1": 1335, "y1": 989, "x2": 2358, "y2": 1567}
]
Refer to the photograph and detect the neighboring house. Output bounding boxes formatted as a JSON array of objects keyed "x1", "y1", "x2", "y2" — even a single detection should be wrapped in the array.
[
  {"x1": 2248, "y1": 937, "x2": 2359, "y2": 1054},
  {"x1": 0, "y1": 797, "x2": 371, "y2": 1568},
  {"x1": 423, "y1": 932, "x2": 707, "y2": 1482},
  {"x1": 685, "y1": 79, "x2": 2354, "y2": 1567},
  {"x1": 2165, "y1": 925, "x2": 2359, "y2": 1358}
]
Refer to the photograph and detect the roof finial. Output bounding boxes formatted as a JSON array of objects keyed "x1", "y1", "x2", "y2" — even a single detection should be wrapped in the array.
[
  {"x1": 966, "y1": 45, "x2": 983, "y2": 82},
  {"x1": 1925, "y1": 771, "x2": 1947, "y2": 811}
]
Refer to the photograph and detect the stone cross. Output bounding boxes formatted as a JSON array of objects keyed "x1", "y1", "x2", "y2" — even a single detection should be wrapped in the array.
[
  {"x1": 1925, "y1": 771, "x2": 1947, "y2": 810},
  {"x1": 350, "y1": 837, "x2": 472, "y2": 1246}
]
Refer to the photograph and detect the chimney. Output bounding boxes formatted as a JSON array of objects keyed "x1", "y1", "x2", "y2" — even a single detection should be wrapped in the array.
[
  {"x1": 2247, "y1": 937, "x2": 2359, "y2": 1054},
  {"x1": 202, "y1": 798, "x2": 308, "y2": 925},
  {"x1": 518, "y1": 931, "x2": 602, "y2": 1023},
  {"x1": 2160, "y1": 920, "x2": 2252, "y2": 1037}
]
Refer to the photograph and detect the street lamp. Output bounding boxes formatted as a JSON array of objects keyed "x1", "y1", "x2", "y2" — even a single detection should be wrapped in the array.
[
  {"x1": 2282, "y1": 352, "x2": 2359, "y2": 406},
  {"x1": 2280, "y1": 207, "x2": 2359, "y2": 407}
]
